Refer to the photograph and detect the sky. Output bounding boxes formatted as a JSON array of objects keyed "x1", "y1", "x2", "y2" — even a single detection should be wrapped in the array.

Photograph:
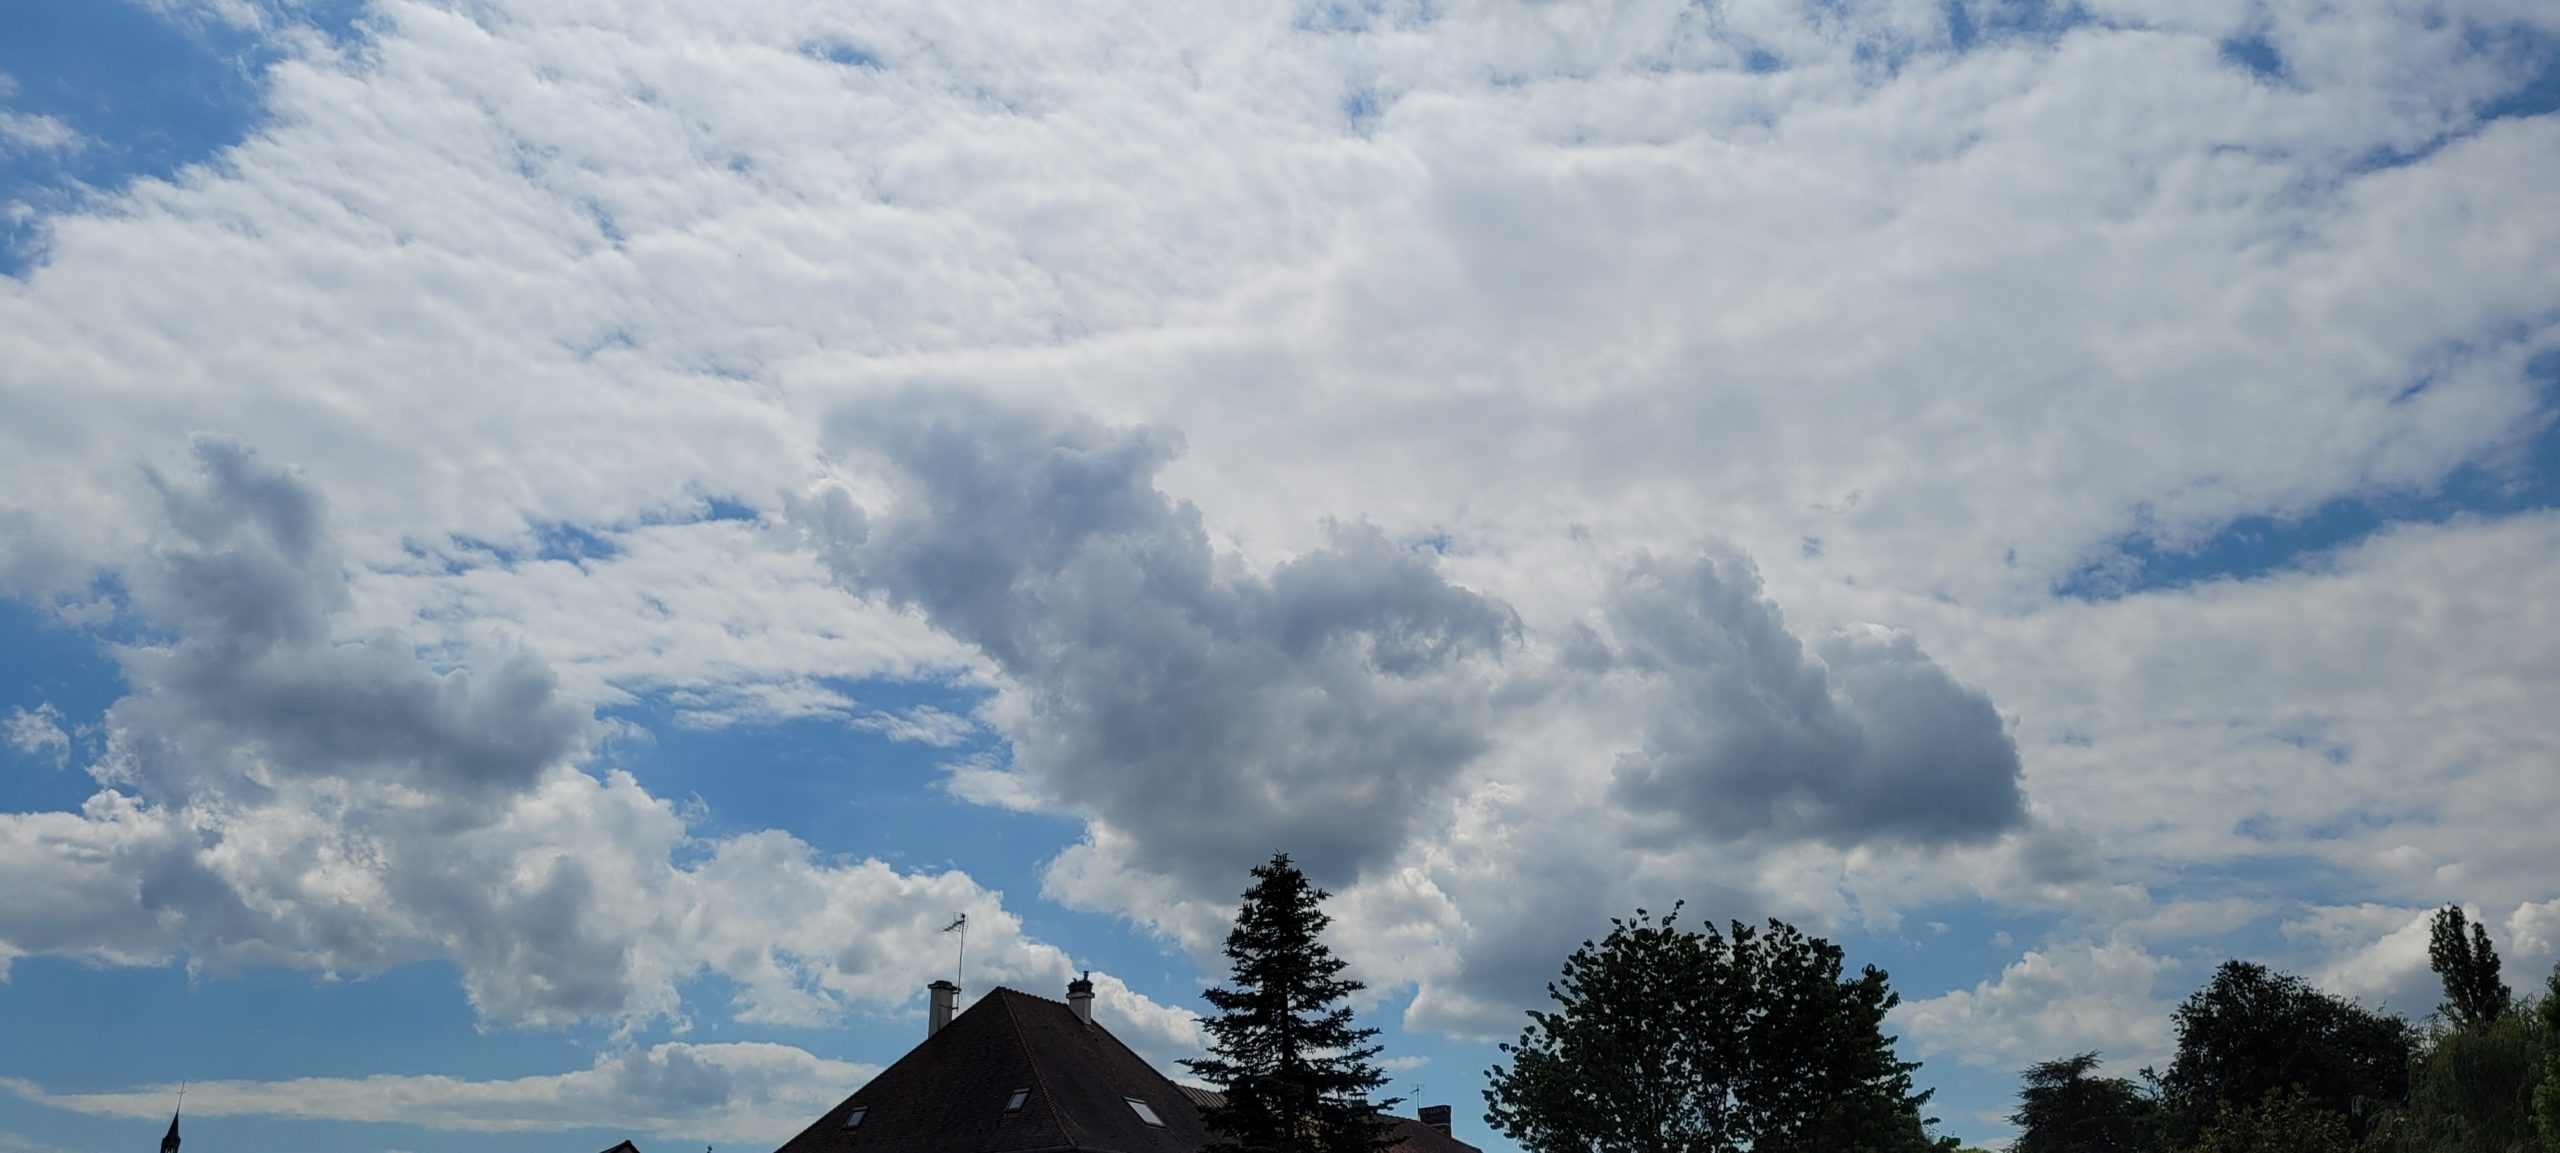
[{"x1": 0, "y1": 0, "x2": 2556, "y2": 1150}]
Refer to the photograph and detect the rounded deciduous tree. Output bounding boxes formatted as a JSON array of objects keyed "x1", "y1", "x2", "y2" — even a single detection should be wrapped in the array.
[
  {"x1": 2009, "y1": 1053, "x2": 2153, "y2": 1153},
  {"x1": 2155, "y1": 961, "x2": 2412, "y2": 1144},
  {"x1": 1483, "y1": 905, "x2": 1956, "y2": 1153}
]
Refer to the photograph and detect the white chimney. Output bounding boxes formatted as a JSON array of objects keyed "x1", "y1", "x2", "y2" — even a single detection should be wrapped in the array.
[
  {"x1": 1067, "y1": 971, "x2": 1095, "y2": 1026},
  {"x1": 928, "y1": 979, "x2": 958, "y2": 1037}
]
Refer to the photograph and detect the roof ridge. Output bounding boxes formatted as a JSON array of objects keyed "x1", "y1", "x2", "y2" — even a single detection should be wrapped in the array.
[
  {"x1": 998, "y1": 987, "x2": 1087, "y2": 1151},
  {"x1": 987, "y1": 984, "x2": 1067, "y2": 1006}
]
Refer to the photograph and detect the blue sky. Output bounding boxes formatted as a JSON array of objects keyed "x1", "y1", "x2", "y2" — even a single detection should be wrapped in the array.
[{"x1": 3, "y1": 1, "x2": 2559, "y2": 1151}]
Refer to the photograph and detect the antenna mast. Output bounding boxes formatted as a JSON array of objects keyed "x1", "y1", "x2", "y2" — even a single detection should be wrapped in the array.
[{"x1": 942, "y1": 913, "x2": 969, "y2": 992}]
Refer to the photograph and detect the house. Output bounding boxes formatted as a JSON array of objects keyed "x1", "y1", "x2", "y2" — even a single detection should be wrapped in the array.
[{"x1": 771, "y1": 977, "x2": 1477, "y2": 1153}]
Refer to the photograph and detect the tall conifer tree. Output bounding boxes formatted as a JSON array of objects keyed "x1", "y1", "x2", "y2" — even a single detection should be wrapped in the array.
[
  {"x1": 2427, "y1": 905, "x2": 2512, "y2": 1028},
  {"x1": 1185, "y1": 853, "x2": 1398, "y2": 1153}
]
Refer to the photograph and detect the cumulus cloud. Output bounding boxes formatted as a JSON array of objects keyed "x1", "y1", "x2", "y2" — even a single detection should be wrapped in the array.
[
  {"x1": 2507, "y1": 898, "x2": 2560, "y2": 981},
  {"x1": 799, "y1": 398, "x2": 2034, "y2": 984},
  {"x1": 803, "y1": 397, "x2": 1518, "y2": 890},
  {"x1": 1599, "y1": 551, "x2": 2025, "y2": 847},
  {"x1": 2291, "y1": 903, "x2": 2463, "y2": 1019},
  {"x1": 102, "y1": 435, "x2": 595, "y2": 808},
  {"x1": 1, "y1": 1041, "x2": 874, "y2": 1145},
  {"x1": 0, "y1": 441, "x2": 1200, "y2": 1050},
  {"x1": 1896, "y1": 938, "x2": 2181, "y2": 1074},
  {"x1": 783, "y1": 398, "x2": 2048, "y2": 1050},
  {"x1": 3, "y1": 704, "x2": 68, "y2": 766}
]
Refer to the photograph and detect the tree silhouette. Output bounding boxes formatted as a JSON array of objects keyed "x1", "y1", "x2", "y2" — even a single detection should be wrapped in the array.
[
  {"x1": 2427, "y1": 905, "x2": 2511, "y2": 1029},
  {"x1": 2155, "y1": 961, "x2": 2411, "y2": 1144},
  {"x1": 1484, "y1": 906, "x2": 1956, "y2": 1153},
  {"x1": 2010, "y1": 1053, "x2": 2153, "y2": 1153},
  {"x1": 1184, "y1": 853, "x2": 1397, "y2": 1153}
]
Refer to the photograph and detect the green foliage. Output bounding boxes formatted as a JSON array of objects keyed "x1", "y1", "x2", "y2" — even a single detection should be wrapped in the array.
[
  {"x1": 2154, "y1": 961, "x2": 2412, "y2": 1145},
  {"x1": 2377, "y1": 1009, "x2": 2552, "y2": 1153},
  {"x1": 2186, "y1": 1087, "x2": 2351, "y2": 1153},
  {"x1": 1184, "y1": 853, "x2": 1397, "y2": 1153},
  {"x1": 2536, "y1": 965, "x2": 2560, "y2": 1147},
  {"x1": 2010, "y1": 1053, "x2": 2155, "y2": 1153},
  {"x1": 1479, "y1": 905, "x2": 1734, "y2": 1153},
  {"x1": 1482, "y1": 905, "x2": 1956, "y2": 1153},
  {"x1": 2356, "y1": 905, "x2": 2552, "y2": 1153},
  {"x1": 2429, "y1": 906, "x2": 2513, "y2": 1029}
]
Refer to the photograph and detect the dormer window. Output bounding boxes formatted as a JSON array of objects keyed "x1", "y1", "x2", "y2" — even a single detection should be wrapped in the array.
[
  {"x1": 1125, "y1": 1098, "x2": 1164, "y2": 1127},
  {"x1": 1005, "y1": 1088, "x2": 1029, "y2": 1112},
  {"x1": 842, "y1": 1106, "x2": 868, "y2": 1130}
]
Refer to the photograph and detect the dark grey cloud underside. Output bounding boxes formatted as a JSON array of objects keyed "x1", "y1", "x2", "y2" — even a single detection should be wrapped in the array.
[
  {"x1": 812, "y1": 398, "x2": 1517, "y2": 888},
  {"x1": 1604, "y1": 552, "x2": 2026, "y2": 845},
  {"x1": 55, "y1": 437, "x2": 646, "y2": 1020},
  {"x1": 811, "y1": 399, "x2": 2027, "y2": 900},
  {"x1": 108, "y1": 435, "x2": 593, "y2": 807}
]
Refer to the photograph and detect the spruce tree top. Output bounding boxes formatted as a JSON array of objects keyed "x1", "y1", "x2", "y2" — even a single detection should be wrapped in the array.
[{"x1": 1184, "y1": 853, "x2": 1398, "y2": 1153}]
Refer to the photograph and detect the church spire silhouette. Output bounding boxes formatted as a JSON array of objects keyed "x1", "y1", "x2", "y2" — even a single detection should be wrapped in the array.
[{"x1": 160, "y1": 1097, "x2": 181, "y2": 1153}]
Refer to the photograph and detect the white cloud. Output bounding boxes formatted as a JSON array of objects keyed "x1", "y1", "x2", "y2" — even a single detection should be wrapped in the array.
[
  {"x1": 2290, "y1": 904, "x2": 2441, "y2": 1016},
  {"x1": 0, "y1": 74, "x2": 81, "y2": 158},
  {"x1": 851, "y1": 703, "x2": 979, "y2": 747},
  {"x1": 3, "y1": 704, "x2": 69, "y2": 766},
  {"x1": 1896, "y1": 938, "x2": 2181, "y2": 1074},
  {"x1": 2294, "y1": 899, "x2": 2560, "y2": 1021},
  {"x1": 1929, "y1": 513, "x2": 2560, "y2": 916},
  {"x1": 2, "y1": 1041, "x2": 875, "y2": 1146},
  {"x1": 2507, "y1": 898, "x2": 2560, "y2": 984},
  {"x1": 0, "y1": 112, "x2": 82, "y2": 157},
  {"x1": 0, "y1": 441, "x2": 1202, "y2": 1057}
]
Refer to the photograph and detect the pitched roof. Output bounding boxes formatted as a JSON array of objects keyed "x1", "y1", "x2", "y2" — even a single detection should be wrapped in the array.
[
  {"x1": 595, "y1": 1143, "x2": 642, "y2": 1153},
  {"x1": 770, "y1": 986, "x2": 1480, "y2": 1153},
  {"x1": 1378, "y1": 1115, "x2": 1480, "y2": 1153},
  {"x1": 772, "y1": 987, "x2": 1209, "y2": 1153}
]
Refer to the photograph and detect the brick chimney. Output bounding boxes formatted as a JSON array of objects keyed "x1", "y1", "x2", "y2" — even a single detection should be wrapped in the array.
[
  {"x1": 1067, "y1": 971, "x2": 1095, "y2": 1025},
  {"x1": 928, "y1": 979, "x2": 958, "y2": 1037},
  {"x1": 1419, "y1": 1105, "x2": 1452, "y2": 1135}
]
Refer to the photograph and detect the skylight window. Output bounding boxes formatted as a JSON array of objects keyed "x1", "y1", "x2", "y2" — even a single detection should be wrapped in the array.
[
  {"x1": 1005, "y1": 1088, "x2": 1029, "y2": 1112},
  {"x1": 842, "y1": 1106, "x2": 868, "y2": 1130},
  {"x1": 1125, "y1": 1098, "x2": 1164, "y2": 1127}
]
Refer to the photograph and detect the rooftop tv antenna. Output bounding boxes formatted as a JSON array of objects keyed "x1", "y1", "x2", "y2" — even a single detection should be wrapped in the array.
[{"x1": 942, "y1": 913, "x2": 969, "y2": 992}]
